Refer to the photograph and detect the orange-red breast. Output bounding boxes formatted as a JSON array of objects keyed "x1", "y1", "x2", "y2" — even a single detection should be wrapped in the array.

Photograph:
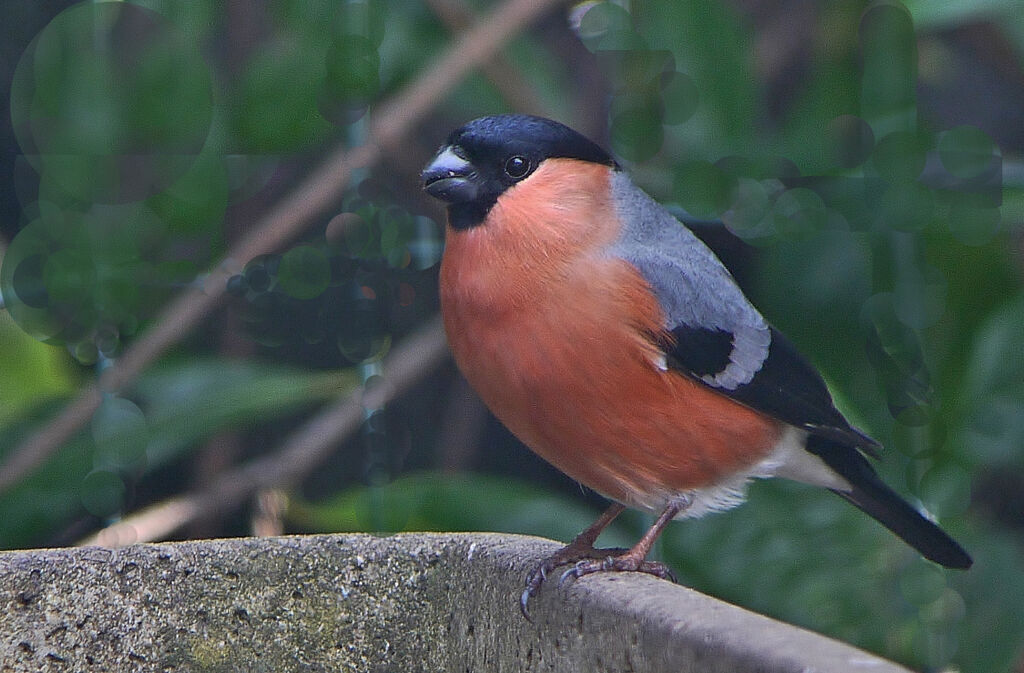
[{"x1": 421, "y1": 114, "x2": 971, "y2": 616}]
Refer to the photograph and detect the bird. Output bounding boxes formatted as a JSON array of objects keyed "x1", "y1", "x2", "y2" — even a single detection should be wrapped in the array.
[{"x1": 420, "y1": 114, "x2": 972, "y2": 617}]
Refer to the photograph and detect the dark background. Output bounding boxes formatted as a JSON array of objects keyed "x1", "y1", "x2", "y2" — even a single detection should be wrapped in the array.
[{"x1": 1, "y1": 1, "x2": 1022, "y2": 670}]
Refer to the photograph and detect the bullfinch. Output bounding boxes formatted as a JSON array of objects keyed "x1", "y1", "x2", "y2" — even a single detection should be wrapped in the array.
[{"x1": 421, "y1": 114, "x2": 972, "y2": 616}]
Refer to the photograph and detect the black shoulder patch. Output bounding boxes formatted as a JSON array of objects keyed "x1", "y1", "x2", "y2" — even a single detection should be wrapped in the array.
[
  {"x1": 731, "y1": 328, "x2": 878, "y2": 450},
  {"x1": 663, "y1": 325, "x2": 734, "y2": 378},
  {"x1": 665, "y1": 326, "x2": 878, "y2": 451}
]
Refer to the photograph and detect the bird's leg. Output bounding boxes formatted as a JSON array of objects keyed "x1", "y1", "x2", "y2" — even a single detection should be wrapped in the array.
[
  {"x1": 559, "y1": 495, "x2": 691, "y2": 588},
  {"x1": 521, "y1": 502, "x2": 626, "y2": 618}
]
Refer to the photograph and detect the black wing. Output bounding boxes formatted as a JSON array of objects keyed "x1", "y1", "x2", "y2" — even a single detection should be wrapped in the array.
[
  {"x1": 609, "y1": 174, "x2": 877, "y2": 452},
  {"x1": 663, "y1": 324, "x2": 879, "y2": 452}
]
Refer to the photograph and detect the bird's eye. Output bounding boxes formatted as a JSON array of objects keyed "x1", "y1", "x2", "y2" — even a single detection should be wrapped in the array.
[{"x1": 504, "y1": 155, "x2": 531, "y2": 179}]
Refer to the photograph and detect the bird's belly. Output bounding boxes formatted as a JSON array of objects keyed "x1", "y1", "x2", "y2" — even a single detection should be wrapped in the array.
[{"x1": 443, "y1": 290, "x2": 784, "y2": 514}]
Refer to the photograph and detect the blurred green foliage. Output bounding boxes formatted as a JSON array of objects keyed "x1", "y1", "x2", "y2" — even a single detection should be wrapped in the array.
[
  {"x1": 0, "y1": 311, "x2": 77, "y2": 426},
  {"x1": 1, "y1": 1, "x2": 1023, "y2": 671},
  {"x1": 0, "y1": 358, "x2": 356, "y2": 549}
]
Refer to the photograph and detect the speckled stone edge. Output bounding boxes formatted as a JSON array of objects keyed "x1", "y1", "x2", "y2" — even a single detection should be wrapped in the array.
[{"x1": 0, "y1": 533, "x2": 910, "y2": 672}]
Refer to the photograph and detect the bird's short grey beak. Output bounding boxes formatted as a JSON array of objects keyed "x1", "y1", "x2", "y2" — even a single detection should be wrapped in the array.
[{"x1": 422, "y1": 146, "x2": 478, "y2": 203}]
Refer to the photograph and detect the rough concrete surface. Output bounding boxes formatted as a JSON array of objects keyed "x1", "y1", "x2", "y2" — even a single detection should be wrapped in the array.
[{"x1": 0, "y1": 533, "x2": 911, "y2": 672}]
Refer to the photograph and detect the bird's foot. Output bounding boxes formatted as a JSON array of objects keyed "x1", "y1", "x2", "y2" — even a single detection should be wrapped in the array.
[
  {"x1": 520, "y1": 543, "x2": 629, "y2": 620},
  {"x1": 557, "y1": 550, "x2": 676, "y2": 588}
]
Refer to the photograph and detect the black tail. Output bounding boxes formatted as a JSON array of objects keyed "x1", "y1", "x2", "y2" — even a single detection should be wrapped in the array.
[{"x1": 807, "y1": 437, "x2": 973, "y2": 569}]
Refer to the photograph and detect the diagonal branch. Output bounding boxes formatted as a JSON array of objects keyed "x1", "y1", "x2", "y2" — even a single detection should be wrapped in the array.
[
  {"x1": 80, "y1": 317, "x2": 449, "y2": 547},
  {"x1": 425, "y1": 0, "x2": 549, "y2": 116},
  {"x1": 0, "y1": 0, "x2": 571, "y2": 494}
]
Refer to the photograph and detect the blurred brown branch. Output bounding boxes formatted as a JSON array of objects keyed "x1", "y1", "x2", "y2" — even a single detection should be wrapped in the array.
[
  {"x1": 425, "y1": 0, "x2": 548, "y2": 116},
  {"x1": 0, "y1": 0, "x2": 571, "y2": 494},
  {"x1": 80, "y1": 317, "x2": 449, "y2": 547}
]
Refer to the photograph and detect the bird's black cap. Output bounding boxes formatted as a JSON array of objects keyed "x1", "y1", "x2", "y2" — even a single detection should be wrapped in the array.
[{"x1": 422, "y1": 115, "x2": 616, "y2": 229}]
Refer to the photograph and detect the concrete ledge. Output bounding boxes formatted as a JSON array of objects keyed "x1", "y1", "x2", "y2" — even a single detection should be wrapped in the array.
[{"x1": 0, "y1": 533, "x2": 910, "y2": 672}]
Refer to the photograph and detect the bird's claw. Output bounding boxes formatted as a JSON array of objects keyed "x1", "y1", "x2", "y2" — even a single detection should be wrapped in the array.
[
  {"x1": 520, "y1": 545, "x2": 630, "y2": 620},
  {"x1": 520, "y1": 559, "x2": 554, "y2": 620},
  {"x1": 520, "y1": 586, "x2": 535, "y2": 621},
  {"x1": 521, "y1": 547, "x2": 676, "y2": 618},
  {"x1": 521, "y1": 557, "x2": 567, "y2": 619},
  {"x1": 557, "y1": 555, "x2": 677, "y2": 589}
]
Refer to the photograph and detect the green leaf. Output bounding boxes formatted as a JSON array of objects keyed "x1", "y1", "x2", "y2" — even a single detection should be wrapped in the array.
[
  {"x1": 134, "y1": 358, "x2": 358, "y2": 468},
  {"x1": 661, "y1": 480, "x2": 1015, "y2": 673},
  {"x1": 0, "y1": 313, "x2": 77, "y2": 429},
  {"x1": 956, "y1": 293, "x2": 1024, "y2": 467},
  {"x1": 291, "y1": 471, "x2": 636, "y2": 548},
  {"x1": 903, "y1": 0, "x2": 1022, "y2": 28},
  {"x1": 0, "y1": 359, "x2": 357, "y2": 549}
]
